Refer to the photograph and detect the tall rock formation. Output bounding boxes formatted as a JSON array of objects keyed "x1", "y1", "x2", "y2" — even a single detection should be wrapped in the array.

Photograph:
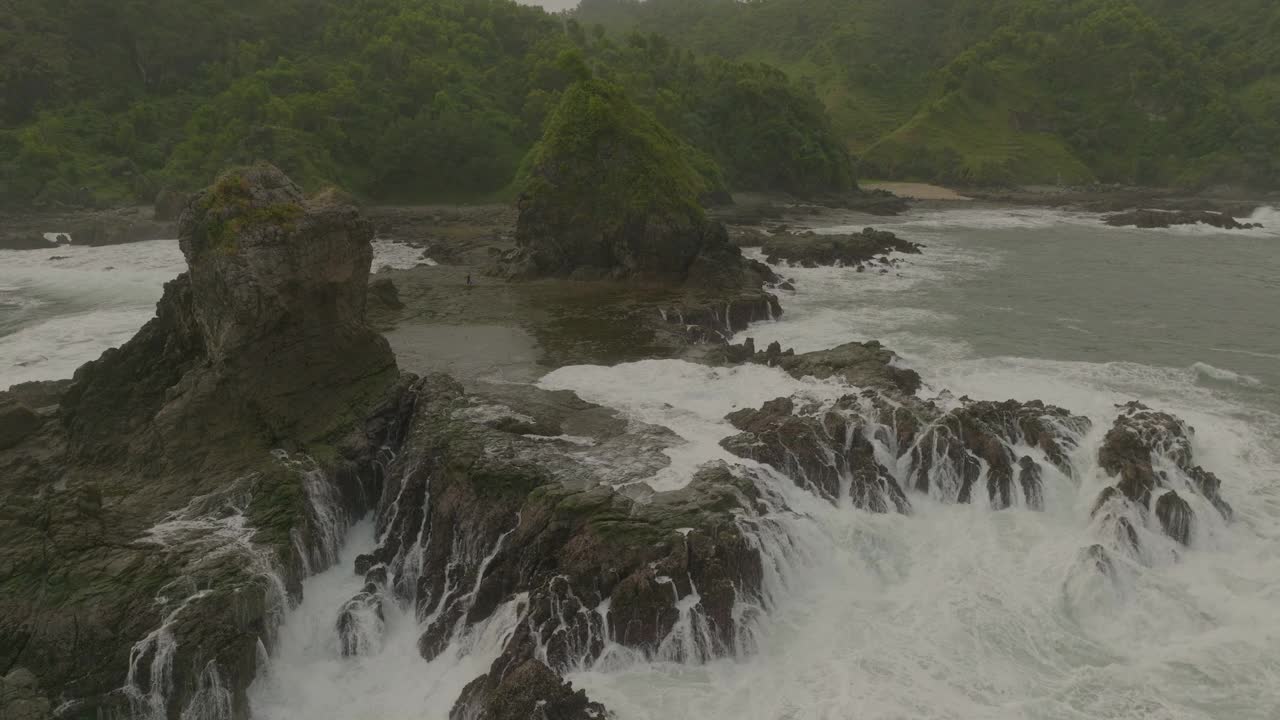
[
  {"x1": 0, "y1": 164, "x2": 401, "y2": 720},
  {"x1": 502, "y1": 78, "x2": 765, "y2": 291}
]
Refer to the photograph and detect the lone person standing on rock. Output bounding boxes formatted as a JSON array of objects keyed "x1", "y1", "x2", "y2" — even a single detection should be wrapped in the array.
[{"x1": 466, "y1": 273, "x2": 473, "y2": 286}]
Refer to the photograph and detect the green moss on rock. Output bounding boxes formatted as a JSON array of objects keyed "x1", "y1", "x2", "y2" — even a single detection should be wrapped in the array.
[
  {"x1": 196, "y1": 167, "x2": 305, "y2": 255},
  {"x1": 520, "y1": 78, "x2": 721, "y2": 231}
]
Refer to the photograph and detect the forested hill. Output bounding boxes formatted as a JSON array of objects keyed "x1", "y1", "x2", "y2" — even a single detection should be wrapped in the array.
[
  {"x1": 0, "y1": 0, "x2": 851, "y2": 209},
  {"x1": 576, "y1": 0, "x2": 1280, "y2": 189}
]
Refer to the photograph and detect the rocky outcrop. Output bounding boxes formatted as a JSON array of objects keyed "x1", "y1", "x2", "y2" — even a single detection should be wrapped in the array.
[
  {"x1": 309, "y1": 372, "x2": 784, "y2": 717},
  {"x1": 762, "y1": 227, "x2": 923, "y2": 268},
  {"x1": 452, "y1": 657, "x2": 608, "y2": 720},
  {"x1": 903, "y1": 399, "x2": 1088, "y2": 507},
  {"x1": 369, "y1": 277, "x2": 405, "y2": 310},
  {"x1": 656, "y1": 291, "x2": 782, "y2": 344},
  {"x1": 1104, "y1": 209, "x2": 1261, "y2": 230},
  {"x1": 351, "y1": 376, "x2": 767, "y2": 675},
  {"x1": 0, "y1": 399, "x2": 40, "y2": 450},
  {"x1": 0, "y1": 669, "x2": 52, "y2": 720},
  {"x1": 717, "y1": 340, "x2": 921, "y2": 395},
  {"x1": 724, "y1": 396, "x2": 910, "y2": 512},
  {"x1": 722, "y1": 388, "x2": 1090, "y2": 513},
  {"x1": 499, "y1": 79, "x2": 766, "y2": 299},
  {"x1": 0, "y1": 164, "x2": 403, "y2": 719},
  {"x1": 775, "y1": 341, "x2": 921, "y2": 394},
  {"x1": 1091, "y1": 402, "x2": 1233, "y2": 550},
  {"x1": 63, "y1": 166, "x2": 398, "y2": 462}
]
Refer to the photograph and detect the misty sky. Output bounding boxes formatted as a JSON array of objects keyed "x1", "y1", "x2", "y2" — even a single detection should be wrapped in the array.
[{"x1": 517, "y1": 0, "x2": 581, "y2": 12}]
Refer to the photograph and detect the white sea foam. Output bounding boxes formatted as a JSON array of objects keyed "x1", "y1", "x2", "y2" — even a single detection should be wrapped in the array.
[
  {"x1": 558, "y1": 353, "x2": 1280, "y2": 720},
  {"x1": 372, "y1": 238, "x2": 436, "y2": 270},
  {"x1": 1192, "y1": 361, "x2": 1263, "y2": 387},
  {"x1": 0, "y1": 240, "x2": 182, "y2": 388},
  {"x1": 0, "y1": 236, "x2": 436, "y2": 388},
  {"x1": 0, "y1": 307, "x2": 160, "y2": 387},
  {"x1": 248, "y1": 523, "x2": 527, "y2": 720},
  {"x1": 1240, "y1": 205, "x2": 1279, "y2": 229},
  {"x1": 538, "y1": 360, "x2": 848, "y2": 492}
]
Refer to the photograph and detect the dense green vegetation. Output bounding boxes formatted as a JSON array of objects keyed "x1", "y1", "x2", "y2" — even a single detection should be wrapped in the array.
[
  {"x1": 0, "y1": 0, "x2": 852, "y2": 209},
  {"x1": 522, "y1": 74, "x2": 719, "y2": 229},
  {"x1": 577, "y1": 0, "x2": 1280, "y2": 188}
]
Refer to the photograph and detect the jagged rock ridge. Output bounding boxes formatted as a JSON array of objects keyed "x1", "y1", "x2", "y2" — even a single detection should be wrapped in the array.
[
  {"x1": 1091, "y1": 402, "x2": 1234, "y2": 555},
  {"x1": 0, "y1": 164, "x2": 401, "y2": 720}
]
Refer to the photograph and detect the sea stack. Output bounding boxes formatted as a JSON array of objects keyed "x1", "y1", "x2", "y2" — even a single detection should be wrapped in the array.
[
  {"x1": 503, "y1": 78, "x2": 754, "y2": 287},
  {"x1": 0, "y1": 164, "x2": 403, "y2": 720}
]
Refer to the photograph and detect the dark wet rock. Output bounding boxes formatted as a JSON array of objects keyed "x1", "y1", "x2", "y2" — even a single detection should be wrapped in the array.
[
  {"x1": 0, "y1": 669, "x2": 52, "y2": 720},
  {"x1": 656, "y1": 292, "x2": 782, "y2": 343},
  {"x1": 1091, "y1": 486, "x2": 1124, "y2": 518},
  {"x1": 711, "y1": 340, "x2": 916, "y2": 394},
  {"x1": 723, "y1": 392, "x2": 1089, "y2": 512},
  {"x1": 1116, "y1": 517, "x2": 1141, "y2": 556},
  {"x1": 67, "y1": 211, "x2": 175, "y2": 247},
  {"x1": 353, "y1": 553, "x2": 378, "y2": 576},
  {"x1": 1, "y1": 381, "x2": 69, "y2": 410},
  {"x1": 337, "y1": 587, "x2": 385, "y2": 657},
  {"x1": 0, "y1": 165, "x2": 405, "y2": 719},
  {"x1": 1018, "y1": 455, "x2": 1044, "y2": 511},
  {"x1": 1092, "y1": 402, "x2": 1233, "y2": 553},
  {"x1": 762, "y1": 227, "x2": 922, "y2": 268},
  {"x1": 1156, "y1": 491, "x2": 1194, "y2": 545},
  {"x1": 1081, "y1": 544, "x2": 1116, "y2": 581},
  {"x1": 357, "y1": 373, "x2": 769, "y2": 688},
  {"x1": 63, "y1": 165, "x2": 399, "y2": 461},
  {"x1": 1096, "y1": 402, "x2": 1232, "y2": 515},
  {"x1": 723, "y1": 395, "x2": 910, "y2": 513},
  {"x1": 0, "y1": 400, "x2": 39, "y2": 450},
  {"x1": 776, "y1": 341, "x2": 920, "y2": 395},
  {"x1": 452, "y1": 655, "x2": 609, "y2": 720},
  {"x1": 0, "y1": 207, "x2": 176, "y2": 250},
  {"x1": 369, "y1": 277, "x2": 405, "y2": 310},
  {"x1": 422, "y1": 240, "x2": 462, "y2": 265},
  {"x1": 904, "y1": 399, "x2": 1088, "y2": 506},
  {"x1": 1104, "y1": 209, "x2": 1260, "y2": 230},
  {"x1": 153, "y1": 188, "x2": 191, "y2": 222}
]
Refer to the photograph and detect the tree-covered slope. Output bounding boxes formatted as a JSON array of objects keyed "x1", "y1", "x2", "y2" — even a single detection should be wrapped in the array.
[
  {"x1": 576, "y1": 0, "x2": 1280, "y2": 188},
  {"x1": 0, "y1": 0, "x2": 853, "y2": 208}
]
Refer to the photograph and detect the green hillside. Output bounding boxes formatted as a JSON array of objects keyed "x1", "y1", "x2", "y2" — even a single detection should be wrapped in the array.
[
  {"x1": 576, "y1": 0, "x2": 1280, "y2": 188},
  {"x1": 0, "y1": 0, "x2": 852, "y2": 208}
]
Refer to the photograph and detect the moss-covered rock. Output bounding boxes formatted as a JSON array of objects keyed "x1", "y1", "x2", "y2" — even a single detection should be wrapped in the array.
[
  {"x1": 505, "y1": 79, "x2": 750, "y2": 286},
  {"x1": 0, "y1": 164, "x2": 406, "y2": 720}
]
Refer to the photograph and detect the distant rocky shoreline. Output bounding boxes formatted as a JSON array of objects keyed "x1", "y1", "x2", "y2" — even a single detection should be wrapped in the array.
[{"x1": 5, "y1": 180, "x2": 1273, "y2": 254}]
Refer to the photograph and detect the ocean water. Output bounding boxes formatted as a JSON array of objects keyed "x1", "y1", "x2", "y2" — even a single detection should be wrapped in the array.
[{"x1": 3, "y1": 207, "x2": 1278, "y2": 719}]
